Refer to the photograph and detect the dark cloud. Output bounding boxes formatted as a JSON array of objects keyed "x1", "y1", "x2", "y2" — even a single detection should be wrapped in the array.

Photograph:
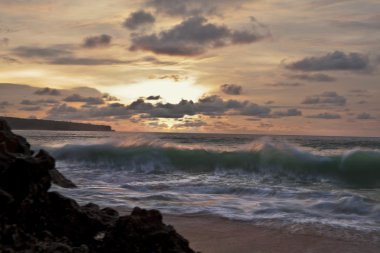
[
  {"x1": 349, "y1": 89, "x2": 367, "y2": 94},
  {"x1": 147, "y1": 121, "x2": 169, "y2": 128},
  {"x1": 50, "y1": 57, "x2": 128, "y2": 65},
  {"x1": 34, "y1": 87, "x2": 61, "y2": 96},
  {"x1": 47, "y1": 104, "x2": 78, "y2": 119},
  {"x1": 221, "y1": 84, "x2": 242, "y2": 95},
  {"x1": 64, "y1": 94, "x2": 104, "y2": 105},
  {"x1": 0, "y1": 101, "x2": 11, "y2": 106},
  {"x1": 123, "y1": 10, "x2": 155, "y2": 30},
  {"x1": 11, "y1": 46, "x2": 129, "y2": 65},
  {"x1": 146, "y1": 95, "x2": 161, "y2": 100},
  {"x1": 145, "y1": 0, "x2": 247, "y2": 17},
  {"x1": 0, "y1": 55, "x2": 20, "y2": 64},
  {"x1": 102, "y1": 93, "x2": 119, "y2": 102},
  {"x1": 357, "y1": 113, "x2": 374, "y2": 120},
  {"x1": 173, "y1": 119, "x2": 208, "y2": 129},
  {"x1": 83, "y1": 34, "x2": 112, "y2": 48},
  {"x1": 149, "y1": 74, "x2": 186, "y2": 82},
  {"x1": 272, "y1": 108, "x2": 302, "y2": 117},
  {"x1": 130, "y1": 16, "x2": 264, "y2": 56},
  {"x1": 239, "y1": 103, "x2": 271, "y2": 117},
  {"x1": 302, "y1": 91, "x2": 346, "y2": 106},
  {"x1": 0, "y1": 101, "x2": 11, "y2": 109},
  {"x1": 307, "y1": 113, "x2": 342, "y2": 119},
  {"x1": 47, "y1": 95, "x2": 271, "y2": 120},
  {"x1": 286, "y1": 51, "x2": 370, "y2": 72},
  {"x1": 12, "y1": 46, "x2": 70, "y2": 58},
  {"x1": 268, "y1": 82, "x2": 304, "y2": 87},
  {"x1": 20, "y1": 99, "x2": 58, "y2": 105},
  {"x1": 289, "y1": 73, "x2": 336, "y2": 82}
]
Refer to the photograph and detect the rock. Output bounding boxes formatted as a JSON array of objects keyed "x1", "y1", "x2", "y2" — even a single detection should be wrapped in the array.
[
  {"x1": 102, "y1": 207, "x2": 194, "y2": 253},
  {"x1": 0, "y1": 119, "x2": 197, "y2": 253},
  {"x1": 0, "y1": 119, "x2": 31, "y2": 155},
  {"x1": 50, "y1": 168, "x2": 77, "y2": 188}
]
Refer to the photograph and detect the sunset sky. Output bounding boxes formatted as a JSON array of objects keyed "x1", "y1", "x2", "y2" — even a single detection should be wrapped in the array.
[{"x1": 0, "y1": 0, "x2": 379, "y2": 136}]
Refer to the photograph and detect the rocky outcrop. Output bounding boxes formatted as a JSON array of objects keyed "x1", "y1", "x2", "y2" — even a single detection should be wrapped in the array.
[{"x1": 0, "y1": 119, "x2": 196, "y2": 253}]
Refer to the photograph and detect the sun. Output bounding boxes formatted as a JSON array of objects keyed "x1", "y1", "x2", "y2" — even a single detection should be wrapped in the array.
[{"x1": 104, "y1": 77, "x2": 208, "y2": 104}]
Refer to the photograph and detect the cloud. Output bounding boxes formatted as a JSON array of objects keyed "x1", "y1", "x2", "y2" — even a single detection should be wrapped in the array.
[
  {"x1": 0, "y1": 101, "x2": 11, "y2": 109},
  {"x1": 123, "y1": 10, "x2": 155, "y2": 30},
  {"x1": 286, "y1": 51, "x2": 370, "y2": 72},
  {"x1": 289, "y1": 73, "x2": 336, "y2": 82},
  {"x1": 34, "y1": 87, "x2": 61, "y2": 96},
  {"x1": 302, "y1": 91, "x2": 346, "y2": 106},
  {"x1": 82, "y1": 34, "x2": 112, "y2": 48},
  {"x1": 102, "y1": 93, "x2": 119, "y2": 102},
  {"x1": 63, "y1": 94, "x2": 104, "y2": 105},
  {"x1": 267, "y1": 82, "x2": 304, "y2": 87},
  {"x1": 220, "y1": 84, "x2": 242, "y2": 95},
  {"x1": 12, "y1": 46, "x2": 70, "y2": 58},
  {"x1": 357, "y1": 113, "x2": 375, "y2": 120},
  {"x1": 47, "y1": 95, "x2": 271, "y2": 120},
  {"x1": 149, "y1": 74, "x2": 186, "y2": 81},
  {"x1": 130, "y1": 16, "x2": 264, "y2": 56},
  {"x1": 146, "y1": 95, "x2": 161, "y2": 100},
  {"x1": 11, "y1": 45, "x2": 129, "y2": 65},
  {"x1": 145, "y1": 0, "x2": 247, "y2": 17},
  {"x1": 272, "y1": 108, "x2": 302, "y2": 117},
  {"x1": 50, "y1": 57, "x2": 128, "y2": 65},
  {"x1": 173, "y1": 119, "x2": 208, "y2": 129},
  {"x1": 47, "y1": 104, "x2": 78, "y2": 118},
  {"x1": 0, "y1": 55, "x2": 19, "y2": 64},
  {"x1": 307, "y1": 112, "x2": 342, "y2": 119},
  {"x1": 20, "y1": 99, "x2": 59, "y2": 105}
]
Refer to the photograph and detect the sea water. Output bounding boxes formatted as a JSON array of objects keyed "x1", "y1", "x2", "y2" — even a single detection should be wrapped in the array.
[{"x1": 16, "y1": 130, "x2": 380, "y2": 241}]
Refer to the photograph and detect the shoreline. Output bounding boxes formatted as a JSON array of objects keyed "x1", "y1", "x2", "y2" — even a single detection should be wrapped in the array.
[
  {"x1": 115, "y1": 208, "x2": 380, "y2": 253},
  {"x1": 160, "y1": 213, "x2": 380, "y2": 253}
]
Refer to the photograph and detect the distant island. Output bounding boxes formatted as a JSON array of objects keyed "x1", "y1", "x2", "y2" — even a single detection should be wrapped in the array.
[{"x1": 0, "y1": 116, "x2": 113, "y2": 131}]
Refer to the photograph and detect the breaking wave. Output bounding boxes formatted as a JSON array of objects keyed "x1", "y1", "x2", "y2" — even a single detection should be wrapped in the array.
[{"x1": 50, "y1": 138, "x2": 380, "y2": 187}]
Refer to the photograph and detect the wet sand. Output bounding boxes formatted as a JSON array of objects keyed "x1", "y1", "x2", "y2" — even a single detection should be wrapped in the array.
[{"x1": 163, "y1": 214, "x2": 380, "y2": 253}]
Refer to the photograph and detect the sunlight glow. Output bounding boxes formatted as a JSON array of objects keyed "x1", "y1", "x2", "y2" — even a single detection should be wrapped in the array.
[{"x1": 105, "y1": 78, "x2": 208, "y2": 104}]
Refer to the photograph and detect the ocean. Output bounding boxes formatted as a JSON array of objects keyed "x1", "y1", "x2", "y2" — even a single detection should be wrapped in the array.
[{"x1": 17, "y1": 130, "x2": 380, "y2": 242}]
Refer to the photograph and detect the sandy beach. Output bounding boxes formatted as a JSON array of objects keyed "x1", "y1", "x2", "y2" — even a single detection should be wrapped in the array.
[{"x1": 163, "y1": 214, "x2": 380, "y2": 253}]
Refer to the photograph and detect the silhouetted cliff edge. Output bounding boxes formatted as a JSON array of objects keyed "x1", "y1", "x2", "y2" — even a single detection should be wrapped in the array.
[
  {"x1": 0, "y1": 119, "x2": 196, "y2": 252},
  {"x1": 0, "y1": 116, "x2": 113, "y2": 131}
]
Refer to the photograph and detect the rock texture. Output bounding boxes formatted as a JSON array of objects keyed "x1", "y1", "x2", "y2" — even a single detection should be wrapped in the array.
[{"x1": 0, "y1": 119, "x2": 196, "y2": 253}]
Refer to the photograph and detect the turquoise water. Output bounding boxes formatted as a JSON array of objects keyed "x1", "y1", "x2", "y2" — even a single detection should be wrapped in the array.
[{"x1": 18, "y1": 130, "x2": 380, "y2": 241}]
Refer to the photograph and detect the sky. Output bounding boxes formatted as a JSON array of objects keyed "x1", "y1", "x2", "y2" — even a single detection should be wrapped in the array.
[{"x1": 0, "y1": 0, "x2": 379, "y2": 136}]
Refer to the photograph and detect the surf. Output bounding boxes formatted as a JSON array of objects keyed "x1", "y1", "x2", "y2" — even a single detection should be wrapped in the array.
[{"x1": 50, "y1": 138, "x2": 380, "y2": 187}]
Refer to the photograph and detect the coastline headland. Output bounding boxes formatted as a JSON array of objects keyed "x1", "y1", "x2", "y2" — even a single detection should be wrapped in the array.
[{"x1": 0, "y1": 116, "x2": 113, "y2": 131}]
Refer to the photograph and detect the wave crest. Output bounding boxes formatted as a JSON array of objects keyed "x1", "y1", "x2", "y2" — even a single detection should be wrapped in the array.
[{"x1": 50, "y1": 139, "x2": 380, "y2": 187}]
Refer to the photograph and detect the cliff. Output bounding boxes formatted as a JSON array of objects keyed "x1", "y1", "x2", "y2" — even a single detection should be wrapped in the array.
[
  {"x1": 0, "y1": 119, "x2": 196, "y2": 253},
  {"x1": 0, "y1": 116, "x2": 113, "y2": 131}
]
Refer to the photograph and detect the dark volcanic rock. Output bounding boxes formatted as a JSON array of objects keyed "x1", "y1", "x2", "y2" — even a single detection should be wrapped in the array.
[{"x1": 0, "y1": 119, "x2": 197, "y2": 253}]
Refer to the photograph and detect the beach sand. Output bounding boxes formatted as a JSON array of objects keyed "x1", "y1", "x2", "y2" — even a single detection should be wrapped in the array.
[{"x1": 163, "y1": 214, "x2": 380, "y2": 253}]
